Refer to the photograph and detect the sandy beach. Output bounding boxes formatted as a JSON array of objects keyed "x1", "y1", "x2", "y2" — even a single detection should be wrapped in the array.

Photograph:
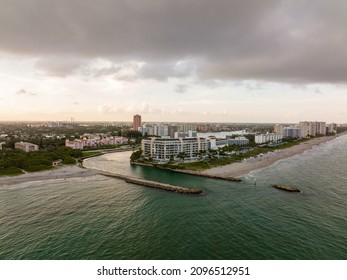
[
  {"x1": 0, "y1": 165, "x2": 99, "y2": 187},
  {"x1": 201, "y1": 134, "x2": 341, "y2": 178}
]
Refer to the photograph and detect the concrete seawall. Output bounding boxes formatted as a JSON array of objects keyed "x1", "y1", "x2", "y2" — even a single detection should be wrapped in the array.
[{"x1": 100, "y1": 171, "x2": 203, "y2": 195}]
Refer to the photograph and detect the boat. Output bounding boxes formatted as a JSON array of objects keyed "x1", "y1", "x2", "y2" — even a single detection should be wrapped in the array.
[{"x1": 272, "y1": 184, "x2": 301, "y2": 193}]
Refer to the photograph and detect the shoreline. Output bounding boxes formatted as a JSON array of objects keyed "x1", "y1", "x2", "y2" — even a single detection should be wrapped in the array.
[
  {"x1": 200, "y1": 133, "x2": 344, "y2": 178},
  {"x1": 0, "y1": 165, "x2": 99, "y2": 187},
  {"x1": 0, "y1": 147, "x2": 137, "y2": 187},
  {"x1": 84, "y1": 133, "x2": 346, "y2": 183},
  {"x1": 0, "y1": 133, "x2": 344, "y2": 186},
  {"x1": 133, "y1": 133, "x2": 345, "y2": 180}
]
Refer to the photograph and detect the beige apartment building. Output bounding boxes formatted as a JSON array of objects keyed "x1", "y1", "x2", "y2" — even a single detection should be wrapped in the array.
[
  {"x1": 15, "y1": 142, "x2": 39, "y2": 152},
  {"x1": 299, "y1": 121, "x2": 326, "y2": 137}
]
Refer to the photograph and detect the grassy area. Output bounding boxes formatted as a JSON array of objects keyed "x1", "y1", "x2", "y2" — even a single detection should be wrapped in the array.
[
  {"x1": 24, "y1": 165, "x2": 54, "y2": 172},
  {"x1": 81, "y1": 151, "x2": 104, "y2": 157},
  {"x1": 0, "y1": 167, "x2": 24, "y2": 176}
]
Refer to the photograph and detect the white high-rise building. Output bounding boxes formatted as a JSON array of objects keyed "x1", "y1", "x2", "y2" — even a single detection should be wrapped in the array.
[
  {"x1": 283, "y1": 127, "x2": 301, "y2": 138},
  {"x1": 318, "y1": 122, "x2": 326, "y2": 135},
  {"x1": 299, "y1": 121, "x2": 326, "y2": 137},
  {"x1": 274, "y1": 124, "x2": 285, "y2": 135},
  {"x1": 142, "y1": 137, "x2": 208, "y2": 162},
  {"x1": 178, "y1": 123, "x2": 197, "y2": 132},
  {"x1": 153, "y1": 125, "x2": 169, "y2": 137},
  {"x1": 327, "y1": 123, "x2": 337, "y2": 134}
]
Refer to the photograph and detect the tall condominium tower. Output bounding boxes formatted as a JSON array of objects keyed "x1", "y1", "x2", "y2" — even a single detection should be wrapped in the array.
[{"x1": 133, "y1": 114, "x2": 142, "y2": 131}]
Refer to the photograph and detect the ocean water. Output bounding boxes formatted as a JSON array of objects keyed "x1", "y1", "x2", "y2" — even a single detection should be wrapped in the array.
[{"x1": 0, "y1": 135, "x2": 346, "y2": 259}]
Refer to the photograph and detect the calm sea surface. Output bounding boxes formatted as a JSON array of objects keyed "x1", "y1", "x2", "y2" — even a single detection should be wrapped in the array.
[{"x1": 1, "y1": 135, "x2": 346, "y2": 259}]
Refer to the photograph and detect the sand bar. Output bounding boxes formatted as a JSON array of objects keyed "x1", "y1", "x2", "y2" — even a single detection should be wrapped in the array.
[
  {"x1": 0, "y1": 165, "x2": 99, "y2": 187},
  {"x1": 200, "y1": 134, "x2": 343, "y2": 178}
]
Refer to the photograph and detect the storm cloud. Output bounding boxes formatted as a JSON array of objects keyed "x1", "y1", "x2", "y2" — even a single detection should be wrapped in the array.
[{"x1": 1, "y1": 0, "x2": 347, "y2": 83}]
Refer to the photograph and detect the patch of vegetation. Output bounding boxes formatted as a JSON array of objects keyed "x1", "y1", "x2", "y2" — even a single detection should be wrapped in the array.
[
  {"x1": 126, "y1": 131, "x2": 143, "y2": 144},
  {"x1": 180, "y1": 161, "x2": 210, "y2": 170},
  {"x1": 161, "y1": 163, "x2": 186, "y2": 170},
  {"x1": 0, "y1": 167, "x2": 23, "y2": 176},
  {"x1": 130, "y1": 149, "x2": 142, "y2": 162},
  {"x1": 82, "y1": 144, "x2": 122, "y2": 151},
  {"x1": 24, "y1": 165, "x2": 54, "y2": 172},
  {"x1": 81, "y1": 151, "x2": 104, "y2": 157},
  {"x1": 0, "y1": 147, "x2": 83, "y2": 176},
  {"x1": 337, "y1": 126, "x2": 347, "y2": 134}
]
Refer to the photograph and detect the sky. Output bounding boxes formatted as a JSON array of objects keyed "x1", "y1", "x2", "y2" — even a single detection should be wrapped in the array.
[{"x1": 0, "y1": 0, "x2": 347, "y2": 123}]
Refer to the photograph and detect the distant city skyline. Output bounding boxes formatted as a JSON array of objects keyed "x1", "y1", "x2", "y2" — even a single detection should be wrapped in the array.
[{"x1": 1, "y1": 1, "x2": 347, "y2": 123}]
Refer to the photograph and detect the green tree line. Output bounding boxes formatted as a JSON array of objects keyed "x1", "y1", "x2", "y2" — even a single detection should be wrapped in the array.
[{"x1": 0, "y1": 147, "x2": 83, "y2": 175}]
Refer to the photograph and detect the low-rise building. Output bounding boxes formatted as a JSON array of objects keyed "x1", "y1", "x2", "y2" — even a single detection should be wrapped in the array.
[
  {"x1": 255, "y1": 133, "x2": 282, "y2": 144},
  {"x1": 210, "y1": 137, "x2": 249, "y2": 149},
  {"x1": 15, "y1": 141, "x2": 39, "y2": 152},
  {"x1": 99, "y1": 136, "x2": 128, "y2": 145},
  {"x1": 174, "y1": 130, "x2": 197, "y2": 138},
  {"x1": 52, "y1": 159, "x2": 63, "y2": 166},
  {"x1": 227, "y1": 137, "x2": 249, "y2": 146},
  {"x1": 65, "y1": 136, "x2": 128, "y2": 149},
  {"x1": 65, "y1": 139, "x2": 84, "y2": 150}
]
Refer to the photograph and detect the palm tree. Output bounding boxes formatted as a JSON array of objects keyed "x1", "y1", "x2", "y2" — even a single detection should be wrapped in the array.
[{"x1": 177, "y1": 151, "x2": 186, "y2": 162}]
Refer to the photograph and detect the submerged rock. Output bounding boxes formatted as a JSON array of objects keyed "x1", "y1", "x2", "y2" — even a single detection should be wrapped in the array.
[{"x1": 272, "y1": 184, "x2": 301, "y2": 193}]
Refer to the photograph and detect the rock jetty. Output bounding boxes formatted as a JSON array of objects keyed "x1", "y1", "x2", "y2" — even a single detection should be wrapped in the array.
[
  {"x1": 272, "y1": 184, "x2": 301, "y2": 193},
  {"x1": 100, "y1": 171, "x2": 203, "y2": 194},
  {"x1": 189, "y1": 172, "x2": 242, "y2": 182}
]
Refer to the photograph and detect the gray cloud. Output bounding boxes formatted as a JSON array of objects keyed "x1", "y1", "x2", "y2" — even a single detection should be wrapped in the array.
[
  {"x1": 175, "y1": 84, "x2": 189, "y2": 93},
  {"x1": 35, "y1": 56, "x2": 84, "y2": 77},
  {"x1": 1, "y1": 0, "x2": 347, "y2": 83},
  {"x1": 16, "y1": 89, "x2": 37, "y2": 96},
  {"x1": 78, "y1": 60, "x2": 194, "y2": 81},
  {"x1": 137, "y1": 61, "x2": 195, "y2": 81}
]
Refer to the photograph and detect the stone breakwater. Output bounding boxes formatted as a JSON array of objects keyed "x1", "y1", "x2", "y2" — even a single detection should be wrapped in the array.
[
  {"x1": 100, "y1": 171, "x2": 203, "y2": 194},
  {"x1": 272, "y1": 185, "x2": 301, "y2": 193},
  {"x1": 173, "y1": 170, "x2": 242, "y2": 182}
]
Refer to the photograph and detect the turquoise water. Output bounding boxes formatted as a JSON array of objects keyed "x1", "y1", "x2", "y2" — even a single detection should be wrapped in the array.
[{"x1": 0, "y1": 135, "x2": 346, "y2": 259}]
